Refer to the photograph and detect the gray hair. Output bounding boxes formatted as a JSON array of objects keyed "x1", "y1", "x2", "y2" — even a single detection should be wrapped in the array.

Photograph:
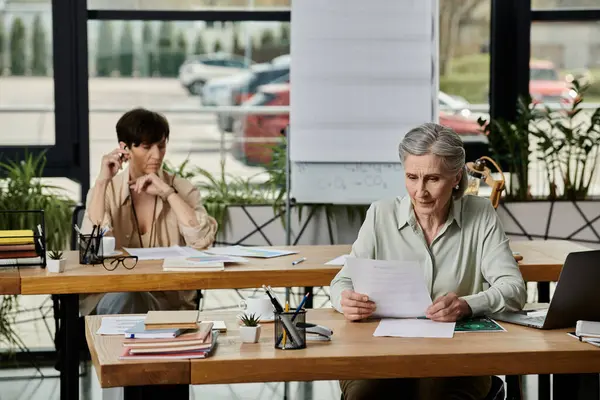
[{"x1": 398, "y1": 122, "x2": 468, "y2": 199}]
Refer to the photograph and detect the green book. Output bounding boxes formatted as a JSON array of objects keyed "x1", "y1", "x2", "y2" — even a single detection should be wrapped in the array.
[{"x1": 455, "y1": 317, "x2": 506, "y2": 332}]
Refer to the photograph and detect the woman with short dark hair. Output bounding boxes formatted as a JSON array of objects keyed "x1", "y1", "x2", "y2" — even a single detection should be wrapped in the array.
[{"x1": 80, "y1": 108, "x2": 218, "y2": 316}]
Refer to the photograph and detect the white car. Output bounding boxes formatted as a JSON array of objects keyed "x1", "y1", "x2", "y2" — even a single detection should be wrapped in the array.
[{"x1": 178, "y1": 53, "x2": 252, "y2": 95}]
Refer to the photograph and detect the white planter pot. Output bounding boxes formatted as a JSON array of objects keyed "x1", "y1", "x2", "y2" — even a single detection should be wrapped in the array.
[
  {"x1": 239, "y1": 325, "x2": 261, "y2": 343},
  {"x1": 47, "y1": 258, "x2": 66, "y2": 273}
]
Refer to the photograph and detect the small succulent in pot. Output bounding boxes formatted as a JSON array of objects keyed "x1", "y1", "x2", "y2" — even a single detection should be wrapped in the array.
[
  {"x1": 238, "y1": 312, "x2": 262, "y2": 343},
  {"x1": 47, "y1": 250, "x2": 66, "y2": 273}
]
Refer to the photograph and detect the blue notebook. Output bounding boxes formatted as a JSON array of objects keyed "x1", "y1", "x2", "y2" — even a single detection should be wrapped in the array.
[{"x1": 124, "y1": 321, "x2": 184, "y2": 339}]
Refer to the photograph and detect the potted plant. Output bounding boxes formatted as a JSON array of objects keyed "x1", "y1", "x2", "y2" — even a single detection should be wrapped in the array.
[
  {"x1": 238, "y1": 312, "x2": 262, "y2": 343},
  {"x1": 47, "y1": 250, "x2": 66, "y2": 273},
  {"x1": 477, "y1": 79, "x2": 600, "y2": 245}
]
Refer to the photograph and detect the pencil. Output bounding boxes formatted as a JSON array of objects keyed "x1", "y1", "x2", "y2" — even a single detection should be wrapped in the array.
[{"x1": 282, "y1": 301, "x2": 289, "y2": 349}]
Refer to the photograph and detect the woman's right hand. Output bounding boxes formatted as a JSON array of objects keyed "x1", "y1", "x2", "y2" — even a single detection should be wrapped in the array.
[
  {"x1": 99, "y1": 148, "x2": 128, "y2": 182},
  {"x1": 341, "y1": 290, "x2": 376, "y2": 321}
]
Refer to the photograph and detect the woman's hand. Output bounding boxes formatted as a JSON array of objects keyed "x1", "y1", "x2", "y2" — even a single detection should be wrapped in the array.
[
  {"x1": 129, "y1": 173, "x2": 172, "y2": 198},
  {"x1": 99, "y1": 148, "x2": 129, "y2": 182},
  {"x1": 425, "y1": 292, "x2": 472, "y2": 322},
  {"x1": 340, "y1": 290, "x2": 377, "y2": 321}
]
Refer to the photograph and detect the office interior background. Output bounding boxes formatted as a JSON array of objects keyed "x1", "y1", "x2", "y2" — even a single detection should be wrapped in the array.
[{"x1": 1, "y1": 0, "x2": 600, "y2": 398}]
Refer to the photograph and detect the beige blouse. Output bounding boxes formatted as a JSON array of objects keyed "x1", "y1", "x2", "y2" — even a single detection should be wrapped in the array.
[{"x1": 79, "y1": 167, "x2": 218, "y2": 315}]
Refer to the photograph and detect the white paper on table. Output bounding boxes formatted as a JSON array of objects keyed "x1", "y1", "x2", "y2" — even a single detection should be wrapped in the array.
[
  {"x1": 346, "y1": 258, "x2": 432, "y2": 318},
  {"x1": 325, "y1": 254, "x2": 349, "y2": 266},
  {"x1": 96, "y1": 316, "x2": 145, "y2": 335},
  {"x1": 204, "y1": 245, "x2": 298, "y2": 258},
  {"x1": 374, "y1": 318, "x2": 455, "y2": 338},
  {"x1": 123, "y1": 245, "x2": 205, "y2": 260}
]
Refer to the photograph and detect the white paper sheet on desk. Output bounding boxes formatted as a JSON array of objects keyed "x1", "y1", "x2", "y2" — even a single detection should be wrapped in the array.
[
  {"x1": 325, "y1": 254, "x2": 349, "y2": 266},
  {"x1": 96, "y1": 316, "x2": 145, "y2": 335},
  {"x1": 123, "y1": 245, "x2": 206, "y2": 260},
  {"x1": 204, "y1": 245, "x2": 297, "y2": 258},
  {"x1": 374, "y1": 319, "x2": 455, "y2": 338},
  {"x1": 346, "y1": 258, "x2": 432, "y2": 318}
]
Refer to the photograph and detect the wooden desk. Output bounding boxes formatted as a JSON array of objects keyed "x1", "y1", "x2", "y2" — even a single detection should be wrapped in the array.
[
  {"x1": 512, "y1": 240, "x2": 591, "y2": 282},
  {"x1": 85, "y1": 309, "x2": 600, "y2": 389},
  {"x1": 18, "y1": 245, "x2": 350, "y2": 295},
  {"x1": 18, "y1": 240, "x2": 590, "y2": 296},
  {"x1": 0, "y1": 267, "x2": 20, "y2": 294}
]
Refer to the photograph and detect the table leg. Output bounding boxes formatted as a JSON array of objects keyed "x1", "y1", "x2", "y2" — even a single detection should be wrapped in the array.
[
  {"x1": 505, "y1": 375, "x2": 522, "y2": 400},
  {"x1": 536, "y1": 282, "x2": 551, "y2": 400},
  {"x1": 554, "y1": 373, "x2": 599, "y2": 400},
  {"x1": 124, "y1": 385, "x2": 190, "y2": 400},
  {"x1": 60, "y1": 294, "x2": 79, "y2": 400},
  {"x1": 537, "y1": 282, "x2": 550, "y2": 303},
  {"x1": 304, "y1": 287, "x2": 314, "y2": 308}
]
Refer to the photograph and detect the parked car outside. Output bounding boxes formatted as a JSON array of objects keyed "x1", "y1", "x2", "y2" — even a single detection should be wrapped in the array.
[
  {"x1": 215, "y1": 64, "x2": 289, "y2": 133},
  {"x1": 233, "y1": 85, "x2": 486, "y2": 166},
  {"x1": 529, "y1": 59, "x2": 577, "y2": 105},
  {"x1": 178, "y1": 52, "x2": 252, "y2": 95}
]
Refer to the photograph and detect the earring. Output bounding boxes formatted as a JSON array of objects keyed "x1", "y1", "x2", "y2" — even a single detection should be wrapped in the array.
[{"x1": 455, "y1": 185, "x2": 459, "y2": 189}]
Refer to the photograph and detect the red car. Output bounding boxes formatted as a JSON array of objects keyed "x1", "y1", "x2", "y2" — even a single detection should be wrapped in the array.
[
  {"x1": 529, "y1": 60, "x2": 576, "y2": 104},
  {"x1": 233, "y1": 84, "x2": 485, "y2": 166}
]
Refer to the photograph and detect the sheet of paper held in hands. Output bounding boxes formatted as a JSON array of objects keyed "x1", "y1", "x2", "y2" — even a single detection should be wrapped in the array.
[
  {"x1": 346, "y1": 258, "x2": 432, "y2": 318},
  {"x1": 374, "y1": 319, "x2": 456, "y2": 338},
  {"x1": 325, "y1": 254, "x2": 349, "y2": 266}
]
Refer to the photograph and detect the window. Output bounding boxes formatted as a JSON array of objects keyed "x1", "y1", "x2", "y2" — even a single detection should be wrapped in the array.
[
  {"x1": 87, "y1": 19, "x2": 290, "y2": 185},
  {"x1": 0, "y1": 3, "x2": 54, "y2": 146},
  {"x1": 87, "y1": 0, "x2": 291, "y2": 10}
]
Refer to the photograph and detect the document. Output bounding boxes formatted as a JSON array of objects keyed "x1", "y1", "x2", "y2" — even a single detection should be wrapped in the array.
[
  {"x1": 97, "y1": 316, "x2": 145, "y2": 335},
  {"x1": 123, "y1": 245, "x2": 207, "y2": 260},
  {"x1": 346, "y1": 258, "x2": 432, "y2": 318},
  {"x1": 205, "y1": 245, "x2": 298, "y2": 258},
  {"x1": 374, "y1": 319, "x2": 455, "y2": 338},
  {"x1": 325, "y1": 254, "x2": 349, "y2": 266}
]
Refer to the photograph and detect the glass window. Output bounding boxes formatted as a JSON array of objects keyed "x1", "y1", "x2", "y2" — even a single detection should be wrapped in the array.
[
  {"x1": 0, "y1": 3, "x2": 55, "y2": 146},
  {"x1": 87, "y1": 20, "x2": 289, "y2": 184},
  {"x1": 87, "y1": 0, "x2": 290, "y2": 10},
  {"x1": 532, "y1": 0, "x2": 600, "y2": 9}
]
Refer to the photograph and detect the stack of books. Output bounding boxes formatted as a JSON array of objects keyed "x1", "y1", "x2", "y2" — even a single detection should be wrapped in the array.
[
  {"x1": 119, "y1": 311, "x2": 219, "y2": 360},
  {"x1": 0, "y1": 230, "x2": 38, "y2": 261}
]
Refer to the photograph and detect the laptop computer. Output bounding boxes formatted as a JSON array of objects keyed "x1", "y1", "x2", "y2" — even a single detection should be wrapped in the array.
[{"x1": 490, "y1": 249, "x2": 600, "y2": 330}]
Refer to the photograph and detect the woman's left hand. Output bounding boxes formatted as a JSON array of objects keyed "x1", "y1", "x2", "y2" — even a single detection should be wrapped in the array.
[
  {"x1": 129, "y1": 173, "x2": 172, "y2": 198},
  {"x1": 425, "y1": 292, "x2": 472, "y2": 322}
]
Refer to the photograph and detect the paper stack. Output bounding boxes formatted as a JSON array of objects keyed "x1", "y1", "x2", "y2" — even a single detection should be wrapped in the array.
[{"x1": 119, "y1": 321, "x2": 219, "y2": 360}]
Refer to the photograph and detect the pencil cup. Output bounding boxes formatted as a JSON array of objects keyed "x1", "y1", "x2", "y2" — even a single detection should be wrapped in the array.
[
  {"x1": 78, "y1": 233, "x2": 104, "y2": 264},
  {"x1": 274, "y1": 310, "x2": 306, "y2": 350}
]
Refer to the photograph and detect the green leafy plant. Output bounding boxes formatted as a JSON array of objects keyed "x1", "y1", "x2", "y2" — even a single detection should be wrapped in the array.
[
  {"x1": 478, "y1": 79, "x2": 600, "y2": 201},
  {"x1": 48, "y1": 250, "x2": 64, "y2": 260},
  {"x1": 0, "y1": 151, "x2": 75, "y2": 350},
  {"x1": 530, "y1": 80, "x2": 600, "y2": 200},
  {"x1": 239, "y1": 312, "x2": 261, "y2": 327}
]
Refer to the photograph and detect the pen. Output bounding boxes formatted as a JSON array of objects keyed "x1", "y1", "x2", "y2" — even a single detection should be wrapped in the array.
[
  {"x1": 262, "y1": 285, "x2": 283, "y2": 312},
  {"x1": 292, "y1": 292, "x2": 311, "y2": 321},
  {"x1": 292, "y1": 257, "x2": 306, "y2": 265},
  {"x1": 282, "y1": 301, "x2": 289, "y2": 348}
]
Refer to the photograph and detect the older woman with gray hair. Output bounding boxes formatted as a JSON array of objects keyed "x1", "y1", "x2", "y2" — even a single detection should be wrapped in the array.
[{"x1": 330, "y1": 122, "x2": 526, "y2": 399}]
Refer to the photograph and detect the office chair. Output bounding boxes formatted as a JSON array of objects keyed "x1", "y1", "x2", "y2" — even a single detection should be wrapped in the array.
[{"x1": 485, "y1": 375, "x2": 506, "y2": 400}]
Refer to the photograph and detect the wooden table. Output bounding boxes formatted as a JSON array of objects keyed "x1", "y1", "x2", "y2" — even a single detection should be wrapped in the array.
[
  {"x1": 17, "y1": 240, "x2": 592, "y2": 400},
  {"x1": 17, "y1": 240, "x2": 590, "y2": 296},
  {"x1": 511, "y1": 240, "x2": 591, "y2": 282},
  {"x1": 0, "y1": 267, "x2": 20, "y2": 295},
  {"x1": 86, "y1": 309, "x2": 600, "y2": 399}
]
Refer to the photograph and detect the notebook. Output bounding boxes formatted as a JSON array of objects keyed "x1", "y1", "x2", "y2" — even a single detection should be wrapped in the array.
[
  {"x1": 123, "y1": 322, "x2": 214, "y2": 346},
  {"x1": 0, "y1": 230, "x2": 34, "y2": 245},
  {"x1": 144, "y1": 310, "x2": 200, "y2": 330},
  {"x1": 124, "y1": 321, "x2": 183, "y2": 339}
]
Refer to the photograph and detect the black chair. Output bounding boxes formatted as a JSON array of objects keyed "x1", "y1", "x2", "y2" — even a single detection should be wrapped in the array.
[
  {"x1": 484, "y1": 376, "x2": 506, "y2": 400},
  {"x1": 53, "y1": 204, "x2": 205, "y2": 369}
]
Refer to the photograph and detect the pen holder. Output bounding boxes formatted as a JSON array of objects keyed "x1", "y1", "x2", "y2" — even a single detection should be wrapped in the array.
[
  {"x1": 78, "y1": 233, "x2": 104, "y2": 264},
  {"x1": 274, "y1": 309, "x2": 306, "y2": 350}
]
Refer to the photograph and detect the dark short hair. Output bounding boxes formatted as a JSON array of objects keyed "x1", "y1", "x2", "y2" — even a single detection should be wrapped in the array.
[{"x1": 116, "y1": 108, "x2": 170, "y2": 147}]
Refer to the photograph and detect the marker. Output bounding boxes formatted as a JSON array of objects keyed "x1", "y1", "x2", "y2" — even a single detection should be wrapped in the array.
[{"x1": 292, "y1": 257, "x2": 306, "y2": 265}]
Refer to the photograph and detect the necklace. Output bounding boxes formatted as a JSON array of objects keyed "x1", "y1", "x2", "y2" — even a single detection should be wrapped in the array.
[{"x1": 131, "y1": 194, "x2": 158, "y2": 248}]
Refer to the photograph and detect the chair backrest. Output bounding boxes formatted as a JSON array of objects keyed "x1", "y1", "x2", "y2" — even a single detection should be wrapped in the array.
[
  {"x1": 70, "y1": 204, "x2": 86, "y2": 251},
  {"x1": 484, "y1": 375, "x2": 505, "y2": 400}
]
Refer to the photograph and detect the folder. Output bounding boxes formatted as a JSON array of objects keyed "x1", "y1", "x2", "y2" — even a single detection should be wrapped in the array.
[
  {"x1": 144, "y1": 310, "x2": 200, "y2": 330},
  {"x1": 0, "y1": 230, "x2": 35, "y2": 245}
]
